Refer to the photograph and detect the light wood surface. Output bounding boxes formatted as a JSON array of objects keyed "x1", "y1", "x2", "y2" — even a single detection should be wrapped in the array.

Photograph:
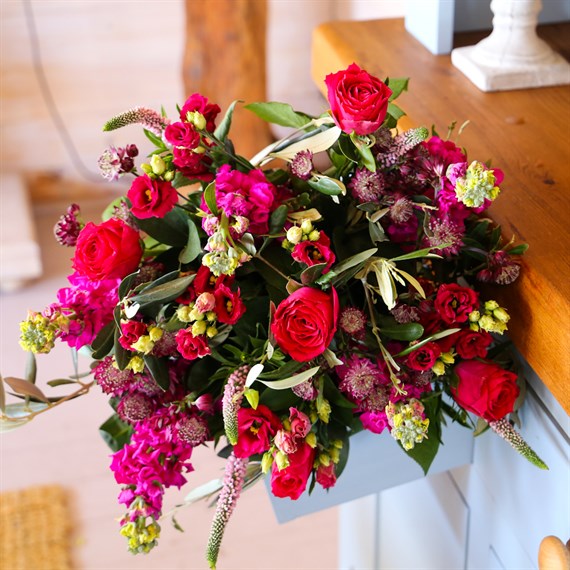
[
  {"x1": 183, "y1": 0, "x2": 273, "y2": 159},
  {"x1": 312, "y1": 19, "x2": 570, "y2": 414}
]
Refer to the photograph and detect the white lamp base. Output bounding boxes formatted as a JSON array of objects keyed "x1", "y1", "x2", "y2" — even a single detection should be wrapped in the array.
[{"x1": 452, "y1": 45, "x2": 570, "y2": 92}]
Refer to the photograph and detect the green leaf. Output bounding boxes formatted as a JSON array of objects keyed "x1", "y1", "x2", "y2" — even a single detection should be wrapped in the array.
[
  {"x1": 46, "y1": 379, "x2": 78, "y2": 387},
  {"x1": 387, "y1": 77, "x2": 409, "y2": 101},
  {"x1": 369, "y1": 221, "x2": 388, "y2": 244},
  {"x1": 272, "y1": 126, "x2": 342, "y2": 160},
  {"x1": 129, "y1": 274, "x2": 195, "y2": 307},
  {"x1": 258, "y1": 359, "x2": 304, "y2": 380},
  {"x1": 403, "y1": 394, "x2": 442, "y2": 474},
  {"x1": 91, "y1": 320, "x2": 116, "y2": 359},
  {"x1": 203, "y1": 182, "x2": 218, "y2": 216},
  {"x1": 269, "y1": 204, "x2": 289, "y2": 235},
  {"x1": 0, "y1": 374, "x2": 6, "y2": 413},
  {"x1": 245, "y1": 102, "x2": 311, "y2": 128},
  {"x1": 99, "y1": 413, "x2": 133, "y2": 452},
  {"x1": 508, "y1": 243, "x2": 529, "y2": 255},
  {"x1": 113, "y1": 327, "x2": 131, "y2": 371},
  {"x1": 178, "y1": 217, "x2": 202, "y2": 264},
  {"x1": 119, "y1": 271, "x2": 139, "y2": 301},
  {"x1": 25, "y1": 352, "x2": 37, "y2": 385},
  {"x1": 307, "y1": 176, "x2": 344, "y2": 196},
  {"x1": 300, "y1": 263, "x2": 327, "y2": 286},
  {"x1": 379, "y1": 322, "x2": 424, "y2": 341},
  {"x1": 255, "y1": 366, "x2": 320, "y2": 390},
  {"x1": 395, "y1": 328, "x2": 461, "y2": 357},
  {"x1": 214, "y1": 100, "x2": 241, "y2": 141},
  {"x1": 327, "y1": 248, "x2": 378, "y2": 278},
  {"x1": 135, "y1": 207, "x2": 189, "y2": 247},
  {"x1": 143, "y1": 355, "x2": 170, "y2": 390},
  {"x1": 172, "y1": 171, "x2": 194, "y2": 189},
  {"x1": 387, "y1": 102, "x2": 406, "y2": 121},
  {"x1": 143, "y1": 128, "x2": 167, "y2": 149}
]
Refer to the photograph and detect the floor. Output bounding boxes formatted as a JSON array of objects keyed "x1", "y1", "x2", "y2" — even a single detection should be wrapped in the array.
[{"x1": 0, "y1": 195, "x2": 338, "y2": 570}]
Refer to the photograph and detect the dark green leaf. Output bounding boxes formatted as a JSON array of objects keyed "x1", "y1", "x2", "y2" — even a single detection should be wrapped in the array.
[
  {"x1": 379, "y1": 322, "x2": 424, "y2": 341},
  {"x1": 99, "y1": 413, "x2": 133, "y2": 452},
  {"x1": 203, "y1": 182, "x2": 218, "y2": 216},
  {"x1": 307, "y1": 177, "x2": 344, "y2": 196},
  {"x1": 172, "y1": 171, "x2": 194, "y2": 189},
  {"x1": 245, "y1": 102, "x2": 311, "y2": 129},
  {"x1": 269, "y1": 204, "x2": 289, "y2": 235},
  {"x1": 91, "y1": 320, "x2": 116, "y2": 359},
  {"x1": 300, "y1": 263, "x2": 327, "y2": 285},
  {"x1": 387, "y1": 102, "x2": 406, "y2": 121},
  {"x1": 259, "y1": 359, "x2": 304, "y2": 380},
  {"x1": 403, "y1": 394, "x2": 442, "y2": 474},
  {"x1": 214, "y1": 100, "x2": 241, "y2": 141},
  {"x1": 135, "y1": 207, "x2": 189, "y2": 247},
  {"x1": 114, "y1": 327, "x2": 131, "y2": 371},
  {"x1": 387, "y1": 77, "x2": 409, "y2": 101},
  {"x1": 178, "y1": 218, "x2": 202, "y2": 264},
  {"x1": 130, "y1": 274, "x2": 196, "y2": 306},
  {"x1": 119, "y1": 271, "x2": 139, "y2": 300},
  {"x1": 144, "y1": 355, "x2": 170, "y2": 390}
]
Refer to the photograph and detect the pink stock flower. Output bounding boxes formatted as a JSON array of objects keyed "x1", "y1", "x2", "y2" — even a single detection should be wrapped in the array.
[{"x1": 360, "y1": 410, "x2": 390, "y2": 434}]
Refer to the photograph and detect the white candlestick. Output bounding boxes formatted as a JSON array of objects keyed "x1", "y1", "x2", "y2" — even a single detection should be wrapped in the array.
[{"x1": 451, "y1": 0, "x2": 570, "y2": 91}]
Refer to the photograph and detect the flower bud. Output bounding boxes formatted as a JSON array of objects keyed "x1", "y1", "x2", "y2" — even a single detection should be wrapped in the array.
[
  {"x1": 163, "y1": 170, "x2": 174, "y2": 181},
  {"x1": 432, "y1": 360, "x2": 446, "y2": 376},
  {"x1": 206, "y1": 326, "x2": 218, "y2": 338},
  {"x1": 493, "y1": 307, "x2": 510, "y2": 323},
  {"x1": 150, "y1": 155, "x2": 166, "y2": 175},
  {"x1": 191, "y1": 320, "x2": 207, "y2": 336},
  {"x1": 308, "y1": 229, "x2": 320, "y2": 242},
  {"x1": 186, "y1": 111, "x2": 207, "y2": 130},
  {"x1": 261, "y1": 451, "x2": 274, "y2": 474},
  {"x1": 176, "y1": 306, "x2": 192, "y2": 323},
  {"x1": 300, "y1": 219, "x2": 313, "y2": 234},
  {"x1": 148, "y1": 326, "x2": 163, "y2": 342},
  {"x1": 318, "y1": 453, "x2": 331, "y2": 467},
  {"x1": 305, "y1": 432, "x2": 317, "y2": 448},
  {"x1": 469, "y1": 310, "x2": 480, "y2": 322},
  {"x1": 126, "y1": 356, "x2": 145, "y2": 374},
  {"x1": 286, "y1": 226, "x2": 303, "y2": 245},
  {"x1": 274, "y1": 450, "x2": 289, "y2": 471},
  {"x1": 140, "y1": 163, "x2": 153, "y2": 175},
  {"x1": 132, "y1": 335, "x2": 154, "y2": 355},
  {"x1": 440, "y1": 351, "x2": 455, "y2": 364},
  {"x1": 484, "y1": 300, "x2": 499, "y2": 312}
]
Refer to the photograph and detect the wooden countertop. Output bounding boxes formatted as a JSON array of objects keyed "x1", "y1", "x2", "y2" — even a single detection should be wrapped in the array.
[{"x1": 312, "y1": 19, "x2": 570, "y2": 414}]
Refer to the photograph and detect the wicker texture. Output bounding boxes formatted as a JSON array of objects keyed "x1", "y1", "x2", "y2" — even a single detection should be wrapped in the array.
[{"x1": 0, "y1": 485, "x2": 73, "y2": 570}]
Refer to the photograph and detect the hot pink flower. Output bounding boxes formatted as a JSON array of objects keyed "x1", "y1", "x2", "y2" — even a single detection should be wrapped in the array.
[
  {"x1": 119, "y1": 320, "x2": 147, "y2": 351},
  {"x1": 360, "y1": 410, "x2": 389, "y2": 434},
  {"x1": 406, "y1": 342, "x2": 441, "y2": 371},
  {"x1": 179, "y1": 93, "x2": 221, "y2": 132},
  {"x1": 289, "y1": 408, "x2": 311, "y2": 440},
  {"x1": 164, "y1": 121, "x2": 200, "y2": 148},
  {"x1": 316, "y1": 463, "x2": 337, "y2": 490},
  {"x1": 214, "y1": 284, "x2": 246, "y2": 325},
  {"x1": 434, "y1": 283, "x2": 479, "y2": 325}
]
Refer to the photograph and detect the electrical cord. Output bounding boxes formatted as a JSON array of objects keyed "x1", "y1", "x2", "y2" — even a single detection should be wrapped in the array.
[{"x1": 22, "y1": 0, "x2": 102, "y2": 183}]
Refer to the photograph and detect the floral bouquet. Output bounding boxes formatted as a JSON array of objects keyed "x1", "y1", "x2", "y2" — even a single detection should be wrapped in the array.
[{"x1": 5, "y1": 63, "x2": 547, "y2": 568}]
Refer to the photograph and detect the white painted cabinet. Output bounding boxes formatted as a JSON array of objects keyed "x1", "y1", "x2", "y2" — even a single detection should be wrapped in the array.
[{"x1": 338, "y1": 363, "x2": 570, "y2": 570}]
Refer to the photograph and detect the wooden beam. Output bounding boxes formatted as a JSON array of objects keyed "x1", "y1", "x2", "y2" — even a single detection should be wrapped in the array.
[{"x1": 183, "y1": 0, "x2": 273, "y2": 159}]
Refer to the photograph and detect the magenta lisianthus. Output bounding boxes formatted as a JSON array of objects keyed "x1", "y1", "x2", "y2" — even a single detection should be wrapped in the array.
[
  {"x1": 291, "y1": 232, "x2": 336, "y2": 273},
  {"x1": 233, "y1": 405, "x2": 281, "y2": 458},
  {"x1": 128, "y1": 174, "x2": 178, "y2": 219}
]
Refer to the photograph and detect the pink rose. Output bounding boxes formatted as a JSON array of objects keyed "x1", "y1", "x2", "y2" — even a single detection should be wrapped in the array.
[
  {"x1": 270, "y1": 441, "x2": 315, "y2": 500},
  {"x1": 434, "y1": 283, "x2": 479, "y2": 325},
  {"x1": 274, "y1": 430, "x2": 298, "y2": 455},
  {"x1": 271, "y1": 287, "x2": 339, "y2": 362},
  {"x1": 289, "y1": 407, "x2": 311, "y2": 439},
  {"x1": 128, "y1": 174, "x2": 178, "y2": 219},
  {"x1": 325, "y1": 63, "x2": 392, "y2": 135},
  {"x1": 406, "y1": 342, "x2": 442, "y2": 371},
  {"x1": 233, "y1": 405, "x2": 281, "y2": 458},
  {"x1": 291, "y1": 232, "x2": 336, "y2": 273},
  {"x1": 175, "y1": 328, "x2": 210, "y2": 360},
  {"x1": 316, "y1": 463, "x2": 337, "y2": 490},
  {"x1": 451, "y1": 360, "x2": 519, "y2": 422},
  {"x1": 73, "y1": 218, "x2": 142, "y2": 280}
]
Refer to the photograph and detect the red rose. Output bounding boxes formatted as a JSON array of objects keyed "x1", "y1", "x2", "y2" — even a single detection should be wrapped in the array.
[
  {"x1": 128, "y1": 174, "x2": 178, "y2": 219},
  {"x1": 455, "y1": 329, "x2": 493, "y2": 359},
  {"x1": 451, "y1": 360, "x2": 519, "y2": 422},
  {"x1": 291, "y1": 232, "x2": 336, "y2": 273},
  {"x1": 214, "y1": 284, "x2": 246, "y2": 325},
  {"x1": 407, "y1": 341, "x2": 441, "y2": 371},
  {"x1": 434, "y1": 283, "x2": 479, "y2": 325},
  {"x1": 233, "y1": 405, "x2": 281, "y2": 458},
  {"x1": 270, "y1": 441, "x2": 315, "y2": 500},
  {"x1": 73, "y1": 218, "x2": 142, "y2": 280},
  {"x1": 175, "y1": 328, "x2": 210, "y2": 360},
  {"x1": 324, "y1": 63, "x2": 392, "y2": 136},
  {"x1": 271, "y1": 287, "x2": 339, "y2": 362}
]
